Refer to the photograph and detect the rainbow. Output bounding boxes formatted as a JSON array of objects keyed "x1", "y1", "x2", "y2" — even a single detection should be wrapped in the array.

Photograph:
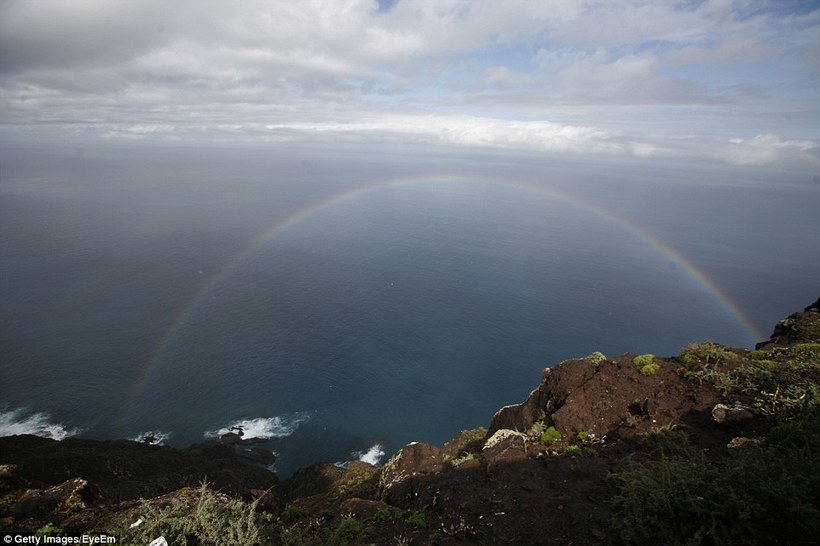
[{"x1": 116, "y1": 174, "x2": 764, "y2": 431}]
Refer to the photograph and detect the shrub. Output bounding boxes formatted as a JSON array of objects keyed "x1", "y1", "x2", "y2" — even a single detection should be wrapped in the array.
[
  {"x1": 633, "y1": 354, "x2": 659, "y2": 376},
  {"x1": 540, "y1": 426, "x2": 562, "y2": 444},
  {"x1": 527, "y1": 421, "x2": 547, "y2": 439},
  {"x1": 563, "y1": 445, "x2": 581, "y2": 456},
  {"x1": 333, "y1": 517, "x2": 364, "y2": 541},
  {"x1": 638, "y1": 363, "x2": 660, "y2": 376},
  {"x1": 282, "y1": 505, "x2": 309, "y2": 523},
  {"x1": 120, "y1": 482, "x2": 279, "y2": 546},
  {"x1": 678, "y1": 342, "x2": 737, "y2": 365},
  {"x1": 610, "y1": 412, "x2": 820, "y2": 546},
  {"x1": 405, "y1": 510, "x2": 427, "y2": 527},
  {"x1": 577, "y1": 430, "x2": 594, "y2": 443},
  {"x1": 585, "y1": 351, "x2": 607, "y2": 364},
  {"x1": 632, "y1": 354, "x2": 655, "y2": 368}
]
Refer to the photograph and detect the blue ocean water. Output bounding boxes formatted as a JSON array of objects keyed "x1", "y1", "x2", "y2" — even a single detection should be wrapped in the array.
[{"x1": 1, "y1": 144, "x2": 818, "y2": 476}]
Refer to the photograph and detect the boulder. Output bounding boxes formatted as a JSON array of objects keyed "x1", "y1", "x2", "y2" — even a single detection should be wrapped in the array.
[
  {"x1": 712, "y1": 402, "x2": 755, "y2": 425},
  {"x1": 378, "y1": 442, "x2": 443, "y2": 503},
  {"x1": 482, "y1": 429, "x2": 528, "y2": 465}
]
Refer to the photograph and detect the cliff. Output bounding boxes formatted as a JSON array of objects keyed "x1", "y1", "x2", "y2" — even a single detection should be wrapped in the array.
[{"x1": 1, "y1": 298, "x2": 818, "y2": 545}]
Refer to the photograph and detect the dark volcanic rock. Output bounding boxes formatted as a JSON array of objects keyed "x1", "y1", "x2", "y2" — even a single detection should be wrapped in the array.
[
  {"x1": 482, "y1": 429, "x2": 528, "y2": 465},
  {"x1": 378, "y1": 442, "x2": 443, "y2": 504},
  {"x1": 0, "y1": 436, "x2": 278, "y2": 502},
  {"x1": 756, "y1": 296, "x2": 820, "y2": 348},
  {"x1": 235, "y1": 446, "x2": 277, "y2": 465}
]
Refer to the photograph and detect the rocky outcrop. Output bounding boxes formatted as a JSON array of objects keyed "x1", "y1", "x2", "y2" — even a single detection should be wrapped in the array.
[
  {"x1": 756, "y1": 296, "x2": 820, "y2": 348},
  {"x1": 378, "y1": 442, "x2": 443, "y2": 503},
  {"x1": 712, "y1": 402, "x2": 756, "y2": 425},
  {"x1": 481, "y1": 429, "x2": 528, "y2": 465}
]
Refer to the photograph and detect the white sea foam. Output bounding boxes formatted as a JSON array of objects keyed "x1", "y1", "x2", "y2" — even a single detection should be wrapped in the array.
[
  {"x1": 129, "y1": 430, "x2": 171, "y2": 446},
  {"x1": 0, "y1": 408, "x2": 80, "y2": 440},
  {"x1": 204, "y1": 412, "x2": 310, "y2": 440},
  {"x1": 353, "y1": 443, "x2": 386, "y2": 466}
]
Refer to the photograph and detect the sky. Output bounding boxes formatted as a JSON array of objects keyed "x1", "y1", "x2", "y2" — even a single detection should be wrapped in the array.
[{"x1": 1, "y1": 0, "x2": 818, "y2": 169}]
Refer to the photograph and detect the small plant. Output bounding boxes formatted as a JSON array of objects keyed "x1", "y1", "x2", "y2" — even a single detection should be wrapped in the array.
[
  {"x1": 405, "y1": 510, "x2": 427, "y2": 528},
  {"x1": 639, "y1": 363, "x2": 660, "y2": 376},
  {"x1": 582, "y1": 446, "x2": 598, "y2": 457},
  {"x1": 633, "y1": 354, "x2": 659, "y2": 376},
  {"x1": 678, "y1": 342, "x2": 737, "y2": 365},
  {"x1": 375, "y1": 506, "x2": 394, "y2": 521},
  {"x1": 121, "y1": 481, "x2": 278, "y2": 546},
  {"x1": 527, "y1": 421, "x2": 548, "y2": 439},
  {"x1": 447, "y1": 452, "x2": 478, "y2": 467},
  {"x1": 35, "y1": 523, "x2": 61, "y2": 537},
  {"x1": 282, "y1": 505, "x2": 309, "y2": 523},
  {"x1": 563, "y1": 445, "x2": 582, "y2": 456},
  {"x1": 585, "y1": 351, "x2": 607, "y2": 364},
  {"x1": 577, "y1": 430, "x2": 595, "y2": 443},
  {"x1": 633, "y1": 353, "x2": 655, "y2": 367},
  {"x1": 540, "y1": 426, "x2": 562, "y2": 444},
  {"x1": 334, "y1": 517, "x2": 364, "y2": 541}
]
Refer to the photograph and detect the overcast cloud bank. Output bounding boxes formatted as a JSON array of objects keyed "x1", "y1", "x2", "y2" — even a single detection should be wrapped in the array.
[{"x1": 1, "y1": 0, "x2": 818, "y2": 167}]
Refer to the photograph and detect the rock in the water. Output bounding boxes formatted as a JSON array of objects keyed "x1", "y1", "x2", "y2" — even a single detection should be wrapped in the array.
[
  {"x1": 482, "y1": 429, "x2": 528, "y2": 464},
  {"x1": 378, "y1": 442, "x2": 443, "y2": 503},
  {"x1": 220, "y1": 432, "x2": 243, "y2": 445},
  {"x1": 712, "y1": 402, "x2": 755, "y2": 424}
]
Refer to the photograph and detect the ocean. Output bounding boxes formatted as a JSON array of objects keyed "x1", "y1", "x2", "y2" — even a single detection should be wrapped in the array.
[{"x1": 1, "y1": 143, "x2": 818, "y2": 477}]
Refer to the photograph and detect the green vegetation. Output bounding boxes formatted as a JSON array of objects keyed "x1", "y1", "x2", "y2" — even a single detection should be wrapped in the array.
[
  {"x1": 539, "y1": 426, "x2": 562, "y2": 444},
  {"x1": 577, "y1": 430, "x2": 594, "y2": 443},
  {"x1": 120, "y1": 482, "x2": 279, "y2": 546},
  {"x1": 563, "y1": 445, "x2": 581, "y2": 456},
  {"x1": 446, "y1": 452, "x2": 479, "y2": 467},
  {"x1": 610, "y1": 410, "x2": 820, "y2": 546},
  {"x1": 374, "y1": 506, "x2": 393, "y2": 521},
  {"x1": 282, "y1": 505, "x2": 309, "y2": 523},
  {"x1": 638, "y1": 363, "x2": 659, "y2": 376},
  {"x1": 585, "y1": 351, "x2": 608, "y2": 364},
  {"x1": 442, "y1": 427, "x2": 486, "y2": 466},
  {"x1": 333, "y1": 517, "x2": 364, "y2": 541},
  {"x1": 405, "y1": 509, "x2": 427, "y2": 528},
  {"x1": 633, "y1": 354, "x2": 658, "y2": 376},
  {"x1": 677, "y1": 342, "x2": 738, "y2": 365},
  {"x1": 35, "y1": 523, "x2": 61, "y2": 537},
  {"x1": 687, "y1": 343, "x2": 820, "y2": 417}
]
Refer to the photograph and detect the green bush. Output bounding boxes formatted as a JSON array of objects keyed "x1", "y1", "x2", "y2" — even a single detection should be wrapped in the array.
[
  {"x1": 563, "y1": 445, "x2": 581, "y2": 456},
  {"x1": 585, "y1": 351, "x2": 608, "y2": 364},
  {"x1": 540, "y1": 426, "x2": 562, "y2": 444},
  {"x1": 577, "y1": 430, "x2": 594, "y2": 443},
  {"x1": 678, "y1": 342, "x2": 737, "y2": 365},
  {"x1": 638, "y1": 363, "x2": 660, "y2": 376},
  {"x1": 610, "y1": 410, "x2": 820, "y2": 546},
  {"x1": 633, "y1": 354, "x2": 655, "y2": 368},
  {"x1": 120, "y1": 482, "x2": 279, "y2": 546},
  {"x1": 333, "y1": 517, "x2": 364, "y2": 541},
  {"x1": 405, "y1": 510, "x2": 427, "y2": 527},
  {"x1": 633, "y1": 354, "x2": 659, "y2": 376}
]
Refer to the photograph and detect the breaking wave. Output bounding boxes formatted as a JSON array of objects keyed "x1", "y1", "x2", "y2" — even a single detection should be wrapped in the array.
[
  {"x1": 0, "y1": 408, "x2": 81, "y2": 440},
  {"x1": 353, "y1": 443, "x2": 386, "y2": 466},
  {"x1": 129, "y1": 430, "x2": 171, "y2": 446},
  {"x1": 204, "y1": 412, "x2": 310, "y2": 441}
]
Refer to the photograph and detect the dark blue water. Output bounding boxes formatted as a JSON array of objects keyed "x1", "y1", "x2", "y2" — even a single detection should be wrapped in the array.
[{"x1": 1, "y1": 144, "x2": 818, "y2": 476}]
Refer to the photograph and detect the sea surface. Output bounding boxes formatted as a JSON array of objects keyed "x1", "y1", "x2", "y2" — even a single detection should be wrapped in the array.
[{"x1": 1, "y1": 143, "x2": 818, "y2": 476}]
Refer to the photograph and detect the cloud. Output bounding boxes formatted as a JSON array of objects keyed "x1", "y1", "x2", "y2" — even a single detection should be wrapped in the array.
[{"x1": 0, "y1": 0, "x2": 817, "y2": 168}]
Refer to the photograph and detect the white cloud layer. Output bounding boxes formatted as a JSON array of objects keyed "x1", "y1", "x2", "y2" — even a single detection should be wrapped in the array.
[{"x1": 1, "y1": 0, "x2": 818, "y2": 167}]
